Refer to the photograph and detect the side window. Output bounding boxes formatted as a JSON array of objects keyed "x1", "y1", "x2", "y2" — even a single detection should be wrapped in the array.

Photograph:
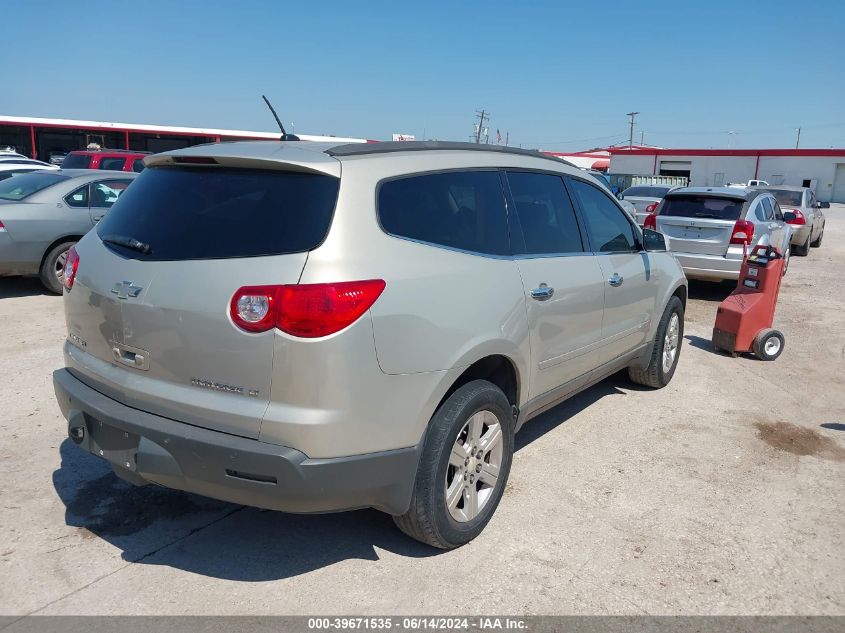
[
  {"x1": 132, "y1": 158, "x2": 145, "y2": 173},
  {"x1": 99, "y1": 157, "x2": 126, "y2": 171},
  {"x1": 378, "y1": 170, "x2": 509, "y2": 255},
  {"x1": 807, "y1": 191, "x2": 814, "y2": 208},
  {"x1": 505, "y1": 171, "x2": 583, "y2": 255},
  {"x1": 90, "y1": 180, "x2": 132, "y2": 208},
  {"x1": 760, "y1": 197, "x2": 774, "y2": 220},
  {"x1": 64, "y1": 184, "x2": 89, "y2": 208},
  {"x1": 567, "y1": 178, "x2": 638, "y2": 253},
  {"x1": 772, "y1": 200, "x2": 783, "y2": 221},
  {"x1": 754, "y1": 202, "x2": 767, "y2": 221}
]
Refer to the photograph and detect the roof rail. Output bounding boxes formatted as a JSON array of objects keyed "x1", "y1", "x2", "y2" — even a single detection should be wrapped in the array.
[{"x1": 326, "y1": 141, "x2": 576, "y2": 166}]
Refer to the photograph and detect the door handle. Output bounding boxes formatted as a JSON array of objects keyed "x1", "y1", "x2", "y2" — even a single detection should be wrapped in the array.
[
  {"x1": 530, "y1": 283, "x2": 554, "y2": 300},
  {"x1": 608, "y1": 273, "x2": 624, "y2": 287},
  {"x1": 93, "y1": 215, "x2": 104, "y2": 223}
]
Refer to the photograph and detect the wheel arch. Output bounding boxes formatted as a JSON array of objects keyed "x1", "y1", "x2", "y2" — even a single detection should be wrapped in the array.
[
  {"x1": 39, "y1": 234, "x2": 83, "y2": 270},
  {"x1": 435, "y1": 354, "x2": 521, "y2": 417}
]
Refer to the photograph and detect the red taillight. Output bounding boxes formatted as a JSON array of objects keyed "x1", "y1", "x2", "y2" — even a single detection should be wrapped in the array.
[
  {"x1": 646, "y1": 203, "x2": 657, "y2": 213},
  {"x1": 785, "y1": 209, "x2": 806, "y2": 225},
  {"x1": 230, "y1": 280, "x2": 386, "y2": 337},
  {"x1": 644, "y1": 213, "x2": 657, "y2": 230},
  {"x1": 730, "y1": 220, "x2": 755, "y2": 245},
  {"x1": 62, "y1": 246, "x2": 80, "y2": 290}
]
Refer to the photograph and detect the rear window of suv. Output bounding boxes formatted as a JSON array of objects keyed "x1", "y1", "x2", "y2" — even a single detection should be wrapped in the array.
[
  {"x1": 623, "y1": 186, "x2": 671, "y2": 198},
  {"x1": 660, "y1": 195, "x2": 745, "y2": 221},
  {"x1": 61, "y1": 153, "x2": 90, "y2": 169},
  {"x1": 96, "y1": 167, "x2": 339, "y2": 260}
]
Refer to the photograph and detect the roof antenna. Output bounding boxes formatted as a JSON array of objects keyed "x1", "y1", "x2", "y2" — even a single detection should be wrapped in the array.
[{"x1": 262, "y1": 95, "x2": 300, "y2": 141}]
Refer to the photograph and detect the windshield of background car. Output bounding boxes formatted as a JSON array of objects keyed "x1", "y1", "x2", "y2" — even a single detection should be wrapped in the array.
[
  {"x1": 61, "y1": 153, "x2": 90, "y2": 169},
  {"x1": 768, "y1": 190, "x2": 803, "y2": 207},
  {"x1": 660, "y1": 195, "x2": 745, "y2": 220},
  {"x1": 0, "y1": 172, "x2": 67, "y2": 200},
  {"x1": 96, "y1": 166, "x2": 339, "y2": 260}
]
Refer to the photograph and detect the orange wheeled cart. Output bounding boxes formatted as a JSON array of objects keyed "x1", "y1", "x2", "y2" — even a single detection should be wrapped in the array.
[{"x1": 712, "y1": 243, "x2": 786, "y2": 361}]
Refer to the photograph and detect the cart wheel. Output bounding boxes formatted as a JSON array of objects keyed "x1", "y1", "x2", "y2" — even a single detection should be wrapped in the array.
[{"x1": 752, "y1": 329, "x2": 784, "y2": 361}]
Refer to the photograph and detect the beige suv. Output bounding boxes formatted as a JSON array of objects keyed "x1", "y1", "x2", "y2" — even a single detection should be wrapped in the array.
[{"x1": 53, "y1": 141, "x2": 688, "y2": 549}]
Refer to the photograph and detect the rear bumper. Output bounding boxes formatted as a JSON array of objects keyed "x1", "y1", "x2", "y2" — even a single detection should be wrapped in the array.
[
  {"x1": 673, "y1": 251, "x2": 742, "y2": 281},
  {"x1": 53, "y1": 368, "x2": 419, "y2": 515}
]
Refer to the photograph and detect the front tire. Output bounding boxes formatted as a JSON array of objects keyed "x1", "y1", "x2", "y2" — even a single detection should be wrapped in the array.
[
  {"x1": 629, "y1": 296, "x2": 684, "y2": 388},
  {"x1": 393, "y1": 380, "x2": 514, "y2": 549},
  {"x1": 811, "y1": 229, "x2": 823, "y2": 248},
  {"x1": 39, "y1": 241, "x2": 75, "y2": 294}
]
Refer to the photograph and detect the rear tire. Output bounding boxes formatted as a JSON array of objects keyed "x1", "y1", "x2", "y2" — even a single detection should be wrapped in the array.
[
  {"x1": 794, "y1": 234, "x2": 810, "y2": 257},
  {"x1": 753, "y1": 328, "x2": 784, "y2": 361},
  {"x1": 628, "y1": 296, "x2": 684, "y2": 388},
  {"x1": 393, "y1": 380, "x2": 514, "y2": 549},
  {"x1": 39, "y1": 241, "x2": 75, "y2": 294}
]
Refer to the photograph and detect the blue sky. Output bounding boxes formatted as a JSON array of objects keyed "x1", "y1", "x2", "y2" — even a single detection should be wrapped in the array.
[{"x1": 5, "y1": 0, "x2": 844, "y2": 150}]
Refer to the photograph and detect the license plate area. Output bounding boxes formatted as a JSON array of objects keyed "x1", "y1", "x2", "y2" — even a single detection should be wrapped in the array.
[{"x1": 84, "y1": 414, "x2": 140, "y2": 471}]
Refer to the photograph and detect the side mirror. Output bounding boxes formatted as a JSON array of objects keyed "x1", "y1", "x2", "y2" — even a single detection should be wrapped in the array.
[
  {"x1": 783, "y1": 211, "x2": 797, "y2": 223},
  {"x1": 642, "y1": 228, "x2": 667, "y2": 252}
]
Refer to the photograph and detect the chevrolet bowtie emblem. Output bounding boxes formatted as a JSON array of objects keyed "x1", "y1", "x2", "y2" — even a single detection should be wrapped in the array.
[{"x1": 111, "y1": 281, "x2": 143, "y2": 299}]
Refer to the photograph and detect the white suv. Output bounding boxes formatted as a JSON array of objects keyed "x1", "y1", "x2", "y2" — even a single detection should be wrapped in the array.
[{"x1": 54, "y1": 141, "x2": 688, "y2": 549}]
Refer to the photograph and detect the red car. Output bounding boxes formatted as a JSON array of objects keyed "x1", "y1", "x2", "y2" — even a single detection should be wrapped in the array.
[{"x1": 61, "y1": 149, "x2": 151, "y2": 172}]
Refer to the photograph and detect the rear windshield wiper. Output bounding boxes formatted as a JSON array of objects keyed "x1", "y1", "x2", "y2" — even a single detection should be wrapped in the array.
[{"x1": 101, "y1": 234, "x2": 152, "y2": 255}]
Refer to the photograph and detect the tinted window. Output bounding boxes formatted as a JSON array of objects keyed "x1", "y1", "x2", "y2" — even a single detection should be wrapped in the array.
[
  {"x1": 97, "y1": 167, "x2": 339, "y2": 261},
  {"x1": 506, "y1": 171, "x2": 583, "y2": 254},
  {"x1": 90, "y1": 179, "x2": 132, "y2": 208},
  {"x1": 61, "y1": 153, "x2": 90, "y2": 169},
  {"x1": 65, "y1": 185, "x2": 89, "y2": 208},
  {"x1": 0, "y1": 172, "x2": 67, "y2": 200},
  {"x1": 99, "y1": 157, "x2": 126, "y2": 171},
  {"x1": 132, "y1": 158, "x2": 145, "y2": 173},
  {"x1": 660, "y1": 195, "x2": 744, "y2": 221},
  {"x1": 569, "y1": 178, "x2": 638, "y2": 252},
  {"x1": 760, "y1": 197, "x2": 774, "y2": 220},
  {"x1": 378, "y1": 170, "x2": 509, "y2": 255}
]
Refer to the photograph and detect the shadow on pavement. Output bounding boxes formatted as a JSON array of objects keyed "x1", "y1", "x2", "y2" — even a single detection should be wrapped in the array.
[
  {"x1": 53, "y1": 374, "x2": 633, "y2": 580},
  {"x1": 685, "y1": 334, "x2": 720, "y2": 354},
  {"x1": 820, "y1": 423, "x2": 845, "y2": 431},
  {"x1": 0, "y1": 277, "x2": 52, "y2": 299},
  {"x1": 687, "y1": 279, "x2": 735, "y2": 302}
]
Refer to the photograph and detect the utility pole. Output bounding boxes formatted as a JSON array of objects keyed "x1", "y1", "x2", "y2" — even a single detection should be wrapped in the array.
[
  {"x1": 640, "y1": 130, "x2": 644, "y2": 145},
  {"x1": 726, "y1": 131, "x2": 735, "y2": 148},
  {"x1": 626, "y1": 111, "x2": 639, "y2": 148},
  {"x1": 505, "y1": 131, "x2": 509, "y2": 146},
  {"x1": 795, "y1": 127, "x2": 801, "y2": 149},
  {"x1": 474, "y1": 110, "x2": 489, "y2": 144}
]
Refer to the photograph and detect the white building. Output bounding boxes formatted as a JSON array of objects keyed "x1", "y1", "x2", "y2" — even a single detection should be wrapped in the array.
[{"x1": 608, "y1": 148, "x2": 845, "y2": 202}]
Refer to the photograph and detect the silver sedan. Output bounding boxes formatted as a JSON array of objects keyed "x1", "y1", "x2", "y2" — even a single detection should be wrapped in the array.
[{"x1": 0, "y1": 169, "x2": 136, "y2": 293}]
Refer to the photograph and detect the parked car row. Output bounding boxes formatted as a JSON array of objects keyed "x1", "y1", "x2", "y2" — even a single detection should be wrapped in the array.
[{"x1": 616, "y1": 179, "x2": 827, "y2": 282}]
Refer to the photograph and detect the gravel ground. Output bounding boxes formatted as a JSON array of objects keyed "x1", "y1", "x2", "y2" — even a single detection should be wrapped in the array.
[{"x1": 1, "y1": 207, "x2": 843, "y2": 616}]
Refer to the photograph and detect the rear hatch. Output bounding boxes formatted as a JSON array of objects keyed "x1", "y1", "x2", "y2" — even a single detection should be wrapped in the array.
[
  {"x1": 64, "y1": 153, "x2": 340, "y2": 439},
  {"x1": 656, "y1": 194, "x2": 746, "y2": 256}
]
